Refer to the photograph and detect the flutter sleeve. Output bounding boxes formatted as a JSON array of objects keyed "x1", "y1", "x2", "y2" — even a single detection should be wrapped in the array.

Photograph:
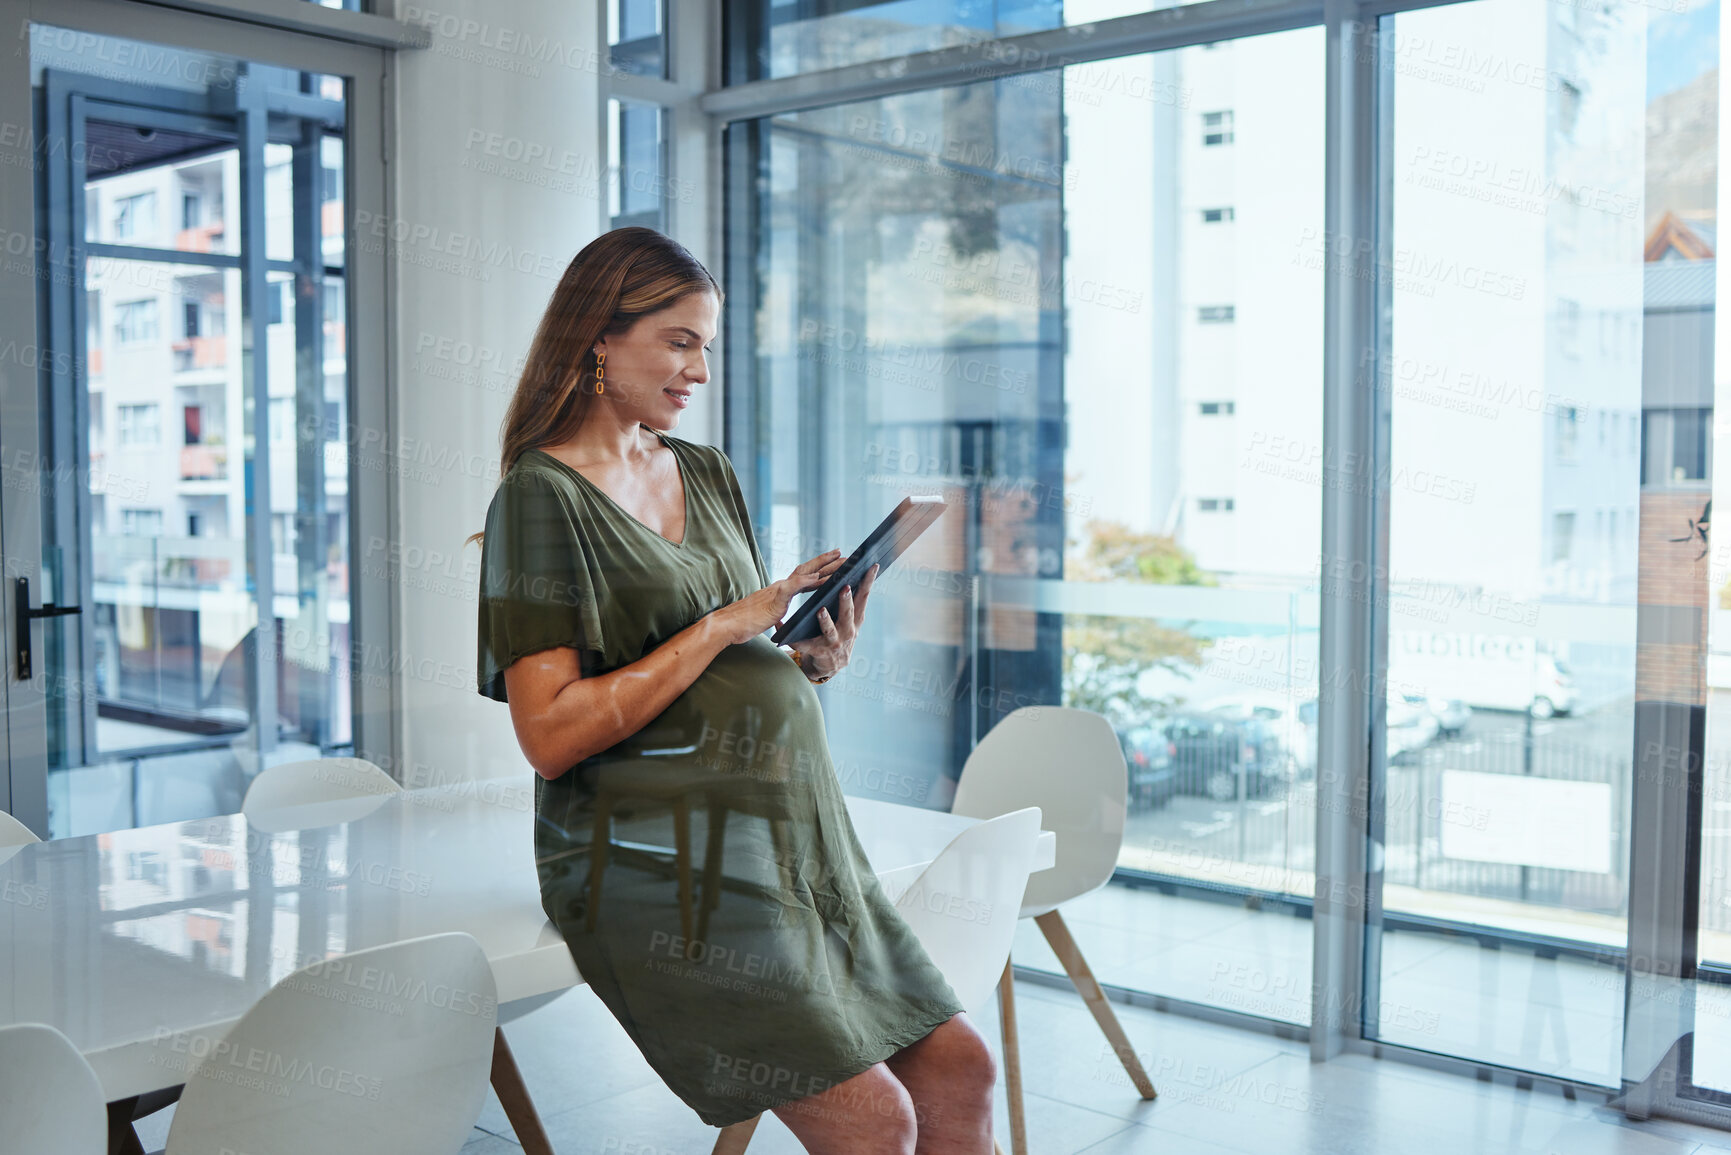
[{"x1": 476, "y1": 465, "x2": 605, "y2": 702}]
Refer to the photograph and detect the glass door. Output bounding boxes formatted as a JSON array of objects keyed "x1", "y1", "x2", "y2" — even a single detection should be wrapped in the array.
[{"x1": 2, "y1": 9, "x2": 386, "y2": 839}]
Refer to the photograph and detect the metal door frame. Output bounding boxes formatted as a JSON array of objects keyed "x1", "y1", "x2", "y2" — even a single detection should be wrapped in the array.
[{"x1": 0, "y1": 0, "x2": 397, "y2": 835}]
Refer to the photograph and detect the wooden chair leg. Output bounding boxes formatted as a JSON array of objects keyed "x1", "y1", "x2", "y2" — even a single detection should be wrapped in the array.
[
  {"x1": 769, "y1": 818, "x2": 794, "y2": 892},
  {"x1": 712, "y1": 1113, "x2": 761, "y2": 1155},
  {"x1": 105, "y1": 1097, "x2": 144, "y2": 1155},
  {"x1": 674, "y1": 794, "x2": 694, "y2": 950},
  {"x1": 1035, "y1": 909, "x2": 1157, "y2": 1099},
  {"x1": 698, "y1": 801, "x2": 729, "y2": 945},
  {"x1": 491, "y1": 1028, "x2": 555, "y2": 1155},
  {"x1": 587, "y1": 794, "x2": 613, "y2": 932},
  {"x1": 998, "y1": 957, "x2": 1028, "y2": 1155}
]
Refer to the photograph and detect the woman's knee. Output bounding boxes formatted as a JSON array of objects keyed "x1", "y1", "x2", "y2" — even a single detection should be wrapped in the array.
[
  {"x1": 900, "y1": 1015, "x2": 997, "y2": 1101},
  {"x1": 942, "y1": 1015, "x2": 998, "y2": 1097},
  {"x1": 774, "y1": 1063, "x2": 918, "y2": 1153}
]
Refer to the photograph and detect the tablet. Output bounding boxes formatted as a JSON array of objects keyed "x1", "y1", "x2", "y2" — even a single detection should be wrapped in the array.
[{"x1": 770, "y1": 495, "x2": 949, "y2": 646}]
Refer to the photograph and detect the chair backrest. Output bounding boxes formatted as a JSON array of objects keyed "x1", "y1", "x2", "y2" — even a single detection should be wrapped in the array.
[
  {"x1": 950, "y1": 706, "x2": 1127, "y2": 918},
  {"x1": 242, "y1": 757, "x2": 400, "y2": 819},
  {"x1": 0, "y1": 810, "x2": 40, "y2": 848},
  {"x1": 893, "y1": 807, "x2": 1042, "y2": 1013},
  {"x1": 0, "y1": 1022, "x2": 106, "y2": 1155},
  {"x1": 165, "y1": 931, "x2": 498, "y2": 1155}
]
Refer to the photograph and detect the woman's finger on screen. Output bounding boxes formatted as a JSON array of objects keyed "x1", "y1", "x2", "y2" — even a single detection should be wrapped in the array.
[
  {"x1": 853, "y1": 564, "x2": 879, "y2": 625},
  {"x1": 797, "y1": 548, "x2": 841, "y2": 576}
]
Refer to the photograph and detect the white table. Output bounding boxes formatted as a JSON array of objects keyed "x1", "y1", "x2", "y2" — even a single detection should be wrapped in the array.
[{"x1": 0, "y1": 780, "x2": 1054, "y2": 1100}]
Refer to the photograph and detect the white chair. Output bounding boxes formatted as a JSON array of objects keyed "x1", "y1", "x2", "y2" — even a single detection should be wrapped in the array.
[
  {"x1": 163, "y1": 931, "x2": 497, "y2": 1155},
  {"x1": 0, "y1": 810, "x2": 40, "y2": 847},
  {"x1": 239, "y1": 756, "x2": 566, "y2": 1155},
  {"x1": 713, "y1": 808, "x2": 1044, "y2": 1155},
  {"x1": 950, "y1": 706, "x2": 1157, "y2": 1155},
  {"x1": 241, "y1": 756, "x2": 401, "y2": 816},
  {"x1": 0, "y1": 1023, "x2": 106, "y2": 1155}
]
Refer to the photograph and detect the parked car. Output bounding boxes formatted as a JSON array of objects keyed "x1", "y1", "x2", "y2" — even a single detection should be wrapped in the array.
[
  {"x1": 1278, "y1": 694, "x2": 1444, "y2": 771},
  {"x1": 1199, "y1": 694, "x2": 1310, "y2": 782},
  {"x1": 1295, "y1": 698, "x2": 1317, "y2": 777},
  {"x1": 1164, "y1": 709, "x2": 1289, "y2": 802},
  {"x1": 1116, "y1": 724, "x2": 1177, "y2": 810},
  {"x1": 1385, "y1": 694, "x2": 1440, "y2": 763},
  {"x1": 1400, "y1": 691, "x2": 1470, "y2": 739}
]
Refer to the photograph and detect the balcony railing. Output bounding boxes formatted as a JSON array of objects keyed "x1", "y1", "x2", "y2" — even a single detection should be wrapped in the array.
[
  {"x1": 179, "y1": 444, "x2": 227, "y2": 481},
  {"x1": 174, "y1": 223, "x2": 226, "y2": 253},
  {"x1": 171, "y1": 336, "x2": 226, "y2": 372}
]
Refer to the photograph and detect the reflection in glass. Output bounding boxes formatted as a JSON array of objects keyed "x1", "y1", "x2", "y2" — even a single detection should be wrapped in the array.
[
  {"x1": 730, "y1": 0, "x2": 1257, "y2": 83},
  {"x1": 35, "y1": 24, "x2": 354, "y2": 836},
  {"x1": 610, "y1": 0, "x2": 666, "y2": 78},
  {"x1": 609, "y1": 99, "x2": 669, "y2": 234},
  {"x1": 1370, "y1": 0, "x2": 1709, "y2": 1089},
  {"x1": 731, "y1": 26, "x2": 1324, "y2": 1022}
]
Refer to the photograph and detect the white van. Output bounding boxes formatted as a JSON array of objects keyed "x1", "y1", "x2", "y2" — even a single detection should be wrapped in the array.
[{"x1": 1388, "y1": 631, "x2": 1578, "y2": 717}]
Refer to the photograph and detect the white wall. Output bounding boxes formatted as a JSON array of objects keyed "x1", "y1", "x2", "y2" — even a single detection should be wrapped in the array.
[{"x1": 390, "y1": 0, "x2": 608, "y2": 787}]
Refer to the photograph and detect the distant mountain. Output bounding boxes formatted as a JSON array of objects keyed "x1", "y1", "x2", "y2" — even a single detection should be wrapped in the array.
[{"x1": 1645, "y1": 66, "x2": 1717, "y2": 235}]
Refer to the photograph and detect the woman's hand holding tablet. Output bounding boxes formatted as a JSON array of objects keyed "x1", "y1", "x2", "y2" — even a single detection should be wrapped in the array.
[{"x1": 770, "y1": 496, "x2": 948, "y2": 647}]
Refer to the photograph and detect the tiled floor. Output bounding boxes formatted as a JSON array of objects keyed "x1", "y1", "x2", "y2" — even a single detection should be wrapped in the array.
[
  {"x1": 129, "y1": 970, "x2": 1731, "y2": 1155},
  {"x1": 126, "y1": 884, "x2": 1731, "y2": 1152}
]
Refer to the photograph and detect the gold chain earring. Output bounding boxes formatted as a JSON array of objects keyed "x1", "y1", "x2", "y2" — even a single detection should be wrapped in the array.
[{"x1": 595, "y1": 351, "x2": 605, "y2": 395}]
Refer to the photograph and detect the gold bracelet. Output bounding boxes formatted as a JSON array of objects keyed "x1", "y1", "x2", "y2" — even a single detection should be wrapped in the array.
[{"x1": 787, "y1": 647, "x2": 834, "y2": 685}]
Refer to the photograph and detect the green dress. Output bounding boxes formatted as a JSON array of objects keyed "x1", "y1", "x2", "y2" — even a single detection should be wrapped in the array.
[{"x1": 475, "y1": 427, "x2": 965, "y2": 1128}]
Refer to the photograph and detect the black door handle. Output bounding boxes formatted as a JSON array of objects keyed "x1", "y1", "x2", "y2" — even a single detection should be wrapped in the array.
[{"x1": 16, "y1": 576, "x2": 81, "y2": 680}]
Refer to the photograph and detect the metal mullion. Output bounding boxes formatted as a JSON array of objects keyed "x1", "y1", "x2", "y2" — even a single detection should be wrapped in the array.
[
  {"x1": 27, "y1": 0, "x2": 403, "y2": 72},
  {"x1": 290, "y1": 117, "x2": 327, "y2": 749},
  {"x1": 596, "y1": 0, "x2": 612, "y2": 237},
  {"x1": 1014, "y1": 965, "x2": 1313, "y2": 1044},
  {"x1": 115, "y1": 0, "x2": 427, "y2": 50},
  {"x1": 1311, "y1": 0, "x2": 1384, "y2": 1061},
  {"x1": 1341, "y1": 1031, "x2": 1619, "y2": 1097},
  {"x1": 701, "y1": 0, "x2": 1328, "y2": 122},
  {"x1": 64, "y1": 89, "x2": 96, "y2": 771},
  {"x1": 667, "y1": 0, "x2": 722, "y2": 445},
  {"x1": 345, "y1": 57, "x2": 396, "y2": 779},
  {"x1": 71, "y1": 80, "x2": 233, "y2": 123},
  {"x1": 1352, "y1": 0, "x2": 1480, "y2": 17},
  {"x1": 80, "y1": 98, "x2": 232, "y2": 137},
  {"x1": 764, "y1": 117, "x2": 1077, "y2": 192},
  {"x1": 260, "y1": 89, "x2": 346, "y2": 128},
  {"x1": 720, "y1": 118, "x2": 762, "y2": 513},
  {"x1": 607, "y1": 72, "x2": 693, "y2": 108},
  {"x1": 237, "y1": 72, "x2": 276, "y2": 761},
  {"x1": 85, "y1": 242, "x2": 241, "y2": 270}
]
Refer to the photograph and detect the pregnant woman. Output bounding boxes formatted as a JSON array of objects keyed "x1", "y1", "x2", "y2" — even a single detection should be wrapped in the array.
[{"x1": 472, "y1": 227, "x2": 998, "y2": 1153}]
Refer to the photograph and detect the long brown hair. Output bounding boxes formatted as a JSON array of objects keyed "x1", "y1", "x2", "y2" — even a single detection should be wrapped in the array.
[{"x1": 467, "y1": 227, "x2": 722, "y2": 547}]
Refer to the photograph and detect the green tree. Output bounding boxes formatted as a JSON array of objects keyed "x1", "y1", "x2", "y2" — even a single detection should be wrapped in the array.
[{"x1": 1062, "y1": 520, "x2": 1212, "y2": 731}]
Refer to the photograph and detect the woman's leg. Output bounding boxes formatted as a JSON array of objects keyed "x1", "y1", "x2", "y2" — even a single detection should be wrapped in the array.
[
  {"x1": 883, "y1": 1013, "x2": 997, "y2": 1155},
  {"x1": 770, "y1": 1061, "x2": 918, "y2": 1155}
]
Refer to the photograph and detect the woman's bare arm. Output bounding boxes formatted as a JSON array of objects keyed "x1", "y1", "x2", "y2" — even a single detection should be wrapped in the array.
[
  {"x1": 503, "y1": 614, "x2": 730, "y2": 780},
  {"x1": 502, "y1": 548, "x2": 843, "y2": 780}
]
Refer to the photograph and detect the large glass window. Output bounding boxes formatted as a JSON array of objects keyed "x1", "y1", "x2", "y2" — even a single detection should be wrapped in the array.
[
  {"x1": 728, "y1": 24, "x2": 1325, "y2": 1022},
  {"x1": 720, "y1": 0, "x2": 1731, "y2": 1123},
  {"x1": 727, "y1": 0, "x2": 1234, "y2": 83},
  {"x1": 1369, "y1": 0, "x2": 1716, "y2": 1092}
]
